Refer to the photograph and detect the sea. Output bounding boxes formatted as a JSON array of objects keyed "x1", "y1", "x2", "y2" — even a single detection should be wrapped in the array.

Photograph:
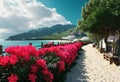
[{"x1": 0, "y1": 40, "x2": 70, "y2": 51}]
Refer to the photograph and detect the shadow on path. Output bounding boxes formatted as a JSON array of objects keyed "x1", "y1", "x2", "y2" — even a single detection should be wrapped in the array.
[{"x1": 65, "y1": 48, "x2": 89, "y2": 82}]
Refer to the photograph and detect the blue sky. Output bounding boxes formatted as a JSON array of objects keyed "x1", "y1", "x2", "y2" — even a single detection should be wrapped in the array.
[
  {"x1": 38, "y1": 0, "x2": 88, "y2": 25},
  {"x1": 0, "y1": 0, "x2": 88, "y2": 39}
]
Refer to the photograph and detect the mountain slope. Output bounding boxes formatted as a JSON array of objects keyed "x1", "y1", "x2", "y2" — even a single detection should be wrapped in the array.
[
  {"x1": 39, "y1": 27, "x2": 76, "y2": 40},
  {"x1": 7, "y1": 24, "x2": 76, "y2": 40}
]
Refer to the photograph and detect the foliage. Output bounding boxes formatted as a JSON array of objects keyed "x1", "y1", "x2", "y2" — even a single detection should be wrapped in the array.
[
  {"x1": 87, "y1": 33, "x2": 102, "y2": 42},
  {"x1": 78, "y1": 0, "x2": 120, "y2": 52},
  {"x1": 0, "y1": 42, "x2": 82, "y2": 82},
  {"x1": 78, "y1": 0, "x2": 120, "y2": 37}
]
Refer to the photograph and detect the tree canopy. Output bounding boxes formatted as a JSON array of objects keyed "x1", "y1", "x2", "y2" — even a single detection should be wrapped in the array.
[{"x1": 78, "y1": 0, "x2": 120, "y2": 38}]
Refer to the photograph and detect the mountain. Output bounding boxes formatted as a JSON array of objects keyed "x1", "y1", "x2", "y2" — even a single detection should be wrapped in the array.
[{"x1": 7, "y1": 24, "x2": 77, "y2": 40}]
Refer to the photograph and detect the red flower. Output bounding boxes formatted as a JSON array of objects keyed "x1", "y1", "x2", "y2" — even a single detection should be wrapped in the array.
[
  {"x1": 27, "y1": 45, "x2": 38, "y2": 57},
  {"x1": 41, "y1": 69, "x2": 54, "y2": 82},
  {"x1": 9, "y1": 55, "x2": 18, "y2": 65},
  {"x1": 5, "y1": 46, "x2": 16, "y2": 54},
  {"x1": 31, "y1": 65, "x2": 38, "y2": 73},
  {"x1": 0, "y1": 56, "x2": 9, "y2": 66},
  {"x1": 36, "y1": 59, "x2": 47, "y2": 69},
  {"x1": 28, "y1": 74, "x2": 37, "y2": 82},
  {"x1": 21, "y1": 51, "x2": 30, "y2": 61},
  {"x1": 57, "y1": 61, "x2": 65, "y2": 72},
  {"x1": 8, "y1": 74, "x2": 18, "y2": 82},
  {"x1": 38, "y1": 49, "x2": 46, "y2": 56}
]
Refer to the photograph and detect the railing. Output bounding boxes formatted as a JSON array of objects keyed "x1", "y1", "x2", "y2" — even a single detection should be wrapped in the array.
[
  {"x1": 0, "y1": 41, "x2": 73, "y2": 55},
  {"x1": 0, "y1": 45, "x2": 2, "y2": 54}
]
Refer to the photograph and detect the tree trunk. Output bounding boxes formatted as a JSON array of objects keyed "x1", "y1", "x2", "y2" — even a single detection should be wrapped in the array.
[
  {"x1": 117, "y1": 33, "x2": 120, "y2": 56},
  {"x1": 104, "y1": 37, "x2": 109, "y2": 52},
  {"x1": 112, "y1": 36, "x2": 115, "y2": 55},
  {"x1": 115, "y1": 32, "x2": 120, "y2": 57},
  {"x1": 118, "y1": 33, "x2": 120, "y2": 57},
  {"x1": 97, "y1": 41, "x2": 100, "y2": 49},
  {"x1": 100, "y1": 40, "x2": 103, "y2": 53},
  {"x1": 101, "y1": 40, "x2": 102, "y2": 49}
]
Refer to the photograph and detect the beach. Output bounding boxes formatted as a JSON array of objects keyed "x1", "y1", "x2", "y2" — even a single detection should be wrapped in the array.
[{"x1": 66, "y1": 44, "x2": 120, "y2": 82}]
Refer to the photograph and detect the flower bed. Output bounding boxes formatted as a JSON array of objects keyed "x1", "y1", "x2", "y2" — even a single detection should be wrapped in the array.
[{"x1": 0, "y1": 42, "x2": 82, "y2": 82}]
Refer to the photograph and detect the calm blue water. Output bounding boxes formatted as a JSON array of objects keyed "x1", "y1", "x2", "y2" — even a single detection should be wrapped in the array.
[{"x1": 0, "y1": 40, "x2": 70, "y2": 51}]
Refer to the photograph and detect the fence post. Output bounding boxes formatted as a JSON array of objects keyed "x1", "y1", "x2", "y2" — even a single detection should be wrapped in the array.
[
  {"x1": 52, "y1": 42, "x2": 54, "y2": 45},
  {"x1": 29, "y1": 43, "x2": 32, "y2": 45},
  {"x1": 41, "y1": 42, "x2": 43, "y2": 48},
  {"x1": 0, "y1": 45, "x2": 2, "y2": 54}
]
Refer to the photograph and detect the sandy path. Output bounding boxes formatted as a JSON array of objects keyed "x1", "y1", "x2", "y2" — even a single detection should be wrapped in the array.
[{"x1": 65, "y1": 44, "x2": 120, "y2": 82}]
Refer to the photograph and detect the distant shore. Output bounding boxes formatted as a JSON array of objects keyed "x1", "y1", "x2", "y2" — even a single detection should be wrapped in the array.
[{"x1": 5, "y1": 38, "x2": 64, "y2": 41}]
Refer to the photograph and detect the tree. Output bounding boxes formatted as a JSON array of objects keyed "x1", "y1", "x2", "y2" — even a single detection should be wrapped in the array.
[{"x1": 78, "y1": 0, "x2": 120, "y2": 52}]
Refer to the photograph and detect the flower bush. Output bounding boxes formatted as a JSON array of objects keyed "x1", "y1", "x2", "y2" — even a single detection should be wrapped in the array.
[
  {"x1": 43, "y1": 42, "x2": 54, "y2": 48},
  {"x1": 0, "y1": 42, "x2": 82, "y2": 82}
]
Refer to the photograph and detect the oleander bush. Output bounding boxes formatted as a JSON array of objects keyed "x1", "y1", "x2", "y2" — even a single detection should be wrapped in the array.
[{"x1": 0, "y1": 42, "x2": 82, "y2": 82}]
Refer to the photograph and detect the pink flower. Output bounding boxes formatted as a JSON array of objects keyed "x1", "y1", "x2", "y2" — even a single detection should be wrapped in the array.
[
  {"x1": 9, "y1": 55, "x2": 18, "y2": 65},
  {"x1": 28, "y1": 74, "x2": 37, "y2": 82},
  {"x1": 0, "y1": 56, "x2": 9, "y2": 66},
  {"x1": 30, "y1": 65, "x2": 38, "y2": 73},
  {"x1": 36, "y1": 59, "x2": 47, "y2": 69},
  {"x1": 8, "y1": 74, "x2": 18, "y2": 82}
]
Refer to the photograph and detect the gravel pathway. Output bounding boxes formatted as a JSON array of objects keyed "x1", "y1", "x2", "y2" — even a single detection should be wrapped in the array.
[{"x1": 65, "y1": 44, "x2": 120, "y2": 82}]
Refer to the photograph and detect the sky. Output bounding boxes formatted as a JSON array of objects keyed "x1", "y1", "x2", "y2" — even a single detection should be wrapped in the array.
[{"x1": 0, "y1": 0, "x2": 88, "y2": 40}]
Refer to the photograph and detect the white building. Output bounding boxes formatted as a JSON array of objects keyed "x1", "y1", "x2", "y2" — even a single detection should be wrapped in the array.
[{"x1": 62, "y1": 35, "x2": 76, "y2": 40}]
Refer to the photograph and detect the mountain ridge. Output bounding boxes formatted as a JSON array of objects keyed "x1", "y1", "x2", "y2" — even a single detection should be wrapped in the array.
[{"x1": 7, "y1": 24, "x2": 77, "y2": 40}]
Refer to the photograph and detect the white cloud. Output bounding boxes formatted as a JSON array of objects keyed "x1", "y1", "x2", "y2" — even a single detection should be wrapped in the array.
[{"x1": 0, "y1": 0, "x2": 71, "y2": 39}]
